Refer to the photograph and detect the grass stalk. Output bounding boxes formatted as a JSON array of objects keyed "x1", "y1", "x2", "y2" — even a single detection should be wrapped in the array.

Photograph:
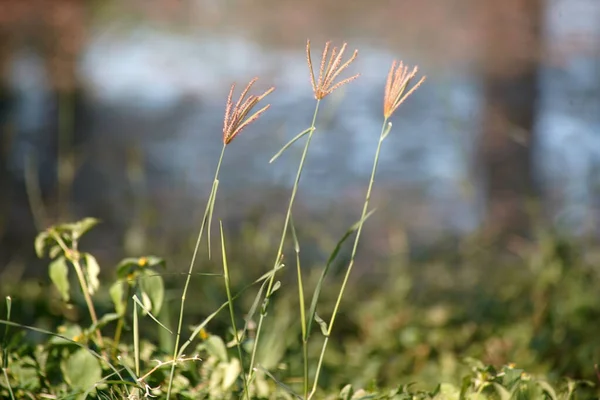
[
  {"x1": 1, "y1": 297, "x2": 14, "y2": 400},
  {"x1": 133, "y1": 296, "x2": 140, "y2": 377},
  {"x1": 166, "y1": 143, "x2": 226, "y2": 397},
  {"x1": 290, "y1": 217, "x2": 309, "y2": 398},
  {"x1": 49, "y1": 231, "x2": 105, "y2": 352},
  {"x1": 247, "y1": 99, "x2": 321, "y2": 385},
  {"x1": 219, "y1": 222, "x2": 250, "y2": 398},
  {"x1": 309, "y1": 120, "x2": 390, "y2": 398}
]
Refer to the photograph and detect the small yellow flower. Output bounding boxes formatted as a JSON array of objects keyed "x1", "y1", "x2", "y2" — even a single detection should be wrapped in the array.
[
  {"x1": 198, "y1": 328, "x2": 209, "y2": 340},
  {"x1": 508, "y1": 362, "x2": 516, "y2": 369},
  {"x1": 138, "y1": 257, "x2": 148, "y2": 267},
  {"x1": 72, "y1": 334, "x2": 82, "y2": 342}
]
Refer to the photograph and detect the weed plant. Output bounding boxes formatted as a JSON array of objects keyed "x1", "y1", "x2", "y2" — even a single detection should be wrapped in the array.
[{"x1": 0, "y1": 39, "x2": 597, "y2": 400}]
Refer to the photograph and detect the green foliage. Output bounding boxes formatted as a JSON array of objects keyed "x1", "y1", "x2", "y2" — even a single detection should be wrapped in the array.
[{"x1": 2, "y1": 218, "x2": 598, "y2": 399}]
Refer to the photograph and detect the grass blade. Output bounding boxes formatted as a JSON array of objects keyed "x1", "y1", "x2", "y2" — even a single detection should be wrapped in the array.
[
  {"x1": 306, "y1": 209, "x2": 376, "y2": 336},
  {"x1": 207, "y1": 179, "x2": 220, "y2": 260},
  {"x1": 269, "y1": 127, "x2": 315, "y2": 164},
  {"x1": 255, "y1": 365, "x2": 303, "y2": 400}
]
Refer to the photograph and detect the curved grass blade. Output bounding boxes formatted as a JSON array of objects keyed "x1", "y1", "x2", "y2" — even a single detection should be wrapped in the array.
[
  {"x1": 306, "y1": 208, "x2": 376, "y2": 336},
  {"x1": 255, "y1": 365, "x2": 303, "y2": 400},
  {"x1": 132, "y1": 295, "x2": 172, "y2": 334},
  {"x1": 180, "y1": 263, "x2": 285, "y2": 357},
  {"x1": 269, "y1": 127, "x2": 315, "y2": 164}
]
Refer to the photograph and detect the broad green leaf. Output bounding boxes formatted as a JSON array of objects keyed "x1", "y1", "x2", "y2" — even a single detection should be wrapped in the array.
[
  {"x1": 340, "y1": 384, "x2": 354, "y2": 400},
  {"x1": 116, "y1": 256, "x2": 165, "y2": 280},
  {"x1": 61, "y1": 348, "x2": 102, "y2": 391},
  {"x1": 109, "y1": 281, "x2": 126, "y2": 315},
  {"x1": 49, "y1": 256, "x2": 70, "y2": 302},
  {"x1": 71, "y1": 217, "x2": 100, "y2": 240},
  {"x1": 84, "y1": 253, "x2": 100, "y2": 295},
  {"x1": 491, "y1": 383, "x2": 511, "y2": 400},
  {"x1": 138, "y1": 269, "x2": 165, "y2": 315},
  {"x1": 222, "y1": 358, "x2": 241, "y2": 390},
  {"x1": 536, "y1": 380, "x2": 558, "y2": 400},
  {"x1": 204, "y1": 335, "x2": 228, "y2": 362},
  {"x1": 34, "y1": 231, "x2": 49, "y2": 258}
]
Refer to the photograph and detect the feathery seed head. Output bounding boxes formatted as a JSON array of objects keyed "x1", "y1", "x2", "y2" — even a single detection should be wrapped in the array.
[
  {"x1": 383, "y1": 60, "x2": 426, "y2": 119},
  {"x1": 223, "y1": 77, "x2": 275, "y2": 145},
  {"x1": 306, "y1": 39, "x2": 360, "y2": 100}
]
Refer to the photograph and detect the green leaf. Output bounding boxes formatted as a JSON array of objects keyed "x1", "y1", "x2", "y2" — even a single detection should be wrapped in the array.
[
  {"x1": 61, "y1": 348, "x2": 102, "y2": 391},
  {"x1": 49, "y1": 256, "x2": 70, "y2": 302},
  {"x1": 109, "y1": 281, "x2": 126, "y2": 315},
  {"x1": 138, "y1": 269, "x2": 164, "y2": 315},
  {"x1": 116, "y1": 256, "x2": 165, "y2": 280},
  {"x1": 491, "y1": 383, "x2": 511, "y2": 400},
  {"x1": 536, "y1": 380, "x2": 558, "y2": 400},
  {"x1": 49, "y1": 245, "x2": 62, "y2": 259},
  {"x1": 204, "y1": 335, "x2": 228, "y2": 362},
  {"x1": 269, "y1": 127, "x2": 315, "y2": 164},
  {"x1": 83, "y1": 253, "x2": 100, "y2": 295},
  {"x1": 314, "y1": 313, "x2": 329, "y2": 337},
  {"x1": 340, "y1": 384, "x2": 354, "y2": 400},
  {"x1": 70, "y1": 217, "x2": 100, "y2": 240},
  {"x1": 34, "y1": 231, "x2": 49, "y2": 258},
  {"x1": 222, "y1": 358, "x2": 241, "y2": 390},
  {"x1": 271, "y1": 280, "x2": 281, "y2": 294}
]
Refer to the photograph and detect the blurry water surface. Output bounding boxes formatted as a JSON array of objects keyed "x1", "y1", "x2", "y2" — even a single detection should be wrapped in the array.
[{"x1": 6, "y1": 0, "x2": 600, "y2": 244}]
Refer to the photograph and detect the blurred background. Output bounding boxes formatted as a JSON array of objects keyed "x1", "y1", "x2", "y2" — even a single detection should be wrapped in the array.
[{"x1": 1, "y1": 0, "x2": 600, "y2": 392}]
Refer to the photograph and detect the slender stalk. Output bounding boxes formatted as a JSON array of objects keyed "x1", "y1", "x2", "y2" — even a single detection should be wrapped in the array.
[
  {"x1": 112, "y1": 284, "x2": 132, "y2": 359},
  {"x1": 50, "y1": 232, "x2": 105, "y2": 351},
  {"x1": 289, "y1": 217, "x2": 309, "y2": 398},
  {"x1": 133, "y1": 299, "x2": 140, "y2": 377},
  {"x1": 247, "y1": 100, "x2": 321, "y2": 385},
  {"x1": 309, "y1": 119, "x2": 389, "y2": 398},
  {"x1": 1, "y1": 296, "x2": 15, "y2": 400},
  {"x1": 219, "y1": 222, "x2": 250, "y2": 398},
  {"x1": 166, "y1": 144, "x2": 227, "y2": 397}
]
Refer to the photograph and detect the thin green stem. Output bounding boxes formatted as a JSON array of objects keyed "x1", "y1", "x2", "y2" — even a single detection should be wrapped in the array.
[
  {"x1": 291, "y1": 217, "x2": 309, "y2": 399},
  {"x1": 219, "y1": 222, "x2": 250, "y2": 399},
  {"x1": 112, "y1": 283, "x2": 132, "y2": 359},
  {"x1": 133, "y1": 298, "x2": 140, "y2": 377},
  {"x1": 50, "y1": 232, "x2": 105, "y2": 351},
  {"x1": 247, "y1": 100, "x2": 321, "y2": 385},
  {"x1": 166, "y1": 144, "x2": 227, "y2": 398},
  {"x1": 309, "y1": 119, "x2": 389, "y2": 398}
]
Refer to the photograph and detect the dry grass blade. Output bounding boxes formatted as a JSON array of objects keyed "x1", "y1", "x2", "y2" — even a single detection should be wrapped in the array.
[
  {"x1": 306, "y1": 40, "x2": 359, "y2": 100},
  {"x1": 383, "y1": 60, "x2": 426, "y2": 119},
  {"x1": 223, "y1": 78, "x2": 275, "y2": 145}
]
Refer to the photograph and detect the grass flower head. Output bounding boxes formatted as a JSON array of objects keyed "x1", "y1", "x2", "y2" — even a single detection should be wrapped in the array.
[
  {"x1": 383, "y1": 60, "x2": 426, "y2": 119},
  {"x1": 223, "y1": 77, "x2": 275, "y2": 145},
  {"x1": 306, "y1": 40, "x2": 359, "y2": 100}
]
